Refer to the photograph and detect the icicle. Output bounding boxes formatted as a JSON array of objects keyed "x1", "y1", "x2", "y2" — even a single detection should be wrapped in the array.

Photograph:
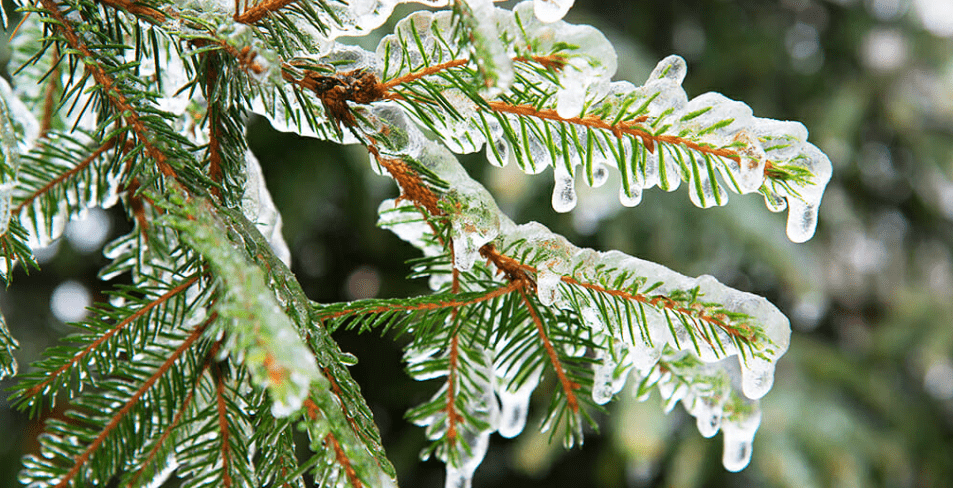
[
  {"x1": 648, "y1": 55, "x2": 688, "y2": 85},
  {"x1": 496, "y1": 365, "x2": 542, "y2": 438},
  {"x1": 551, "y1": 163, "x2": 578, "y2": 213},
  {"x1": 0, "y1": 78, "x2": 38, "y2": 235},
  {"x1": 444, "y1": 431, "x2": 489, "y2": 488},
  {"x1": 721, "y1": 405, "x2": 762, "y2": 472},
  {"x1": 619, "y1": 183, "x2": 643, "y2": 207},
  {"x1": 535, "y1": 268, "x2": 562, "y2": 306},
  {"x1": 591, "y1": 339, "x2": 632, "y2": 405}
]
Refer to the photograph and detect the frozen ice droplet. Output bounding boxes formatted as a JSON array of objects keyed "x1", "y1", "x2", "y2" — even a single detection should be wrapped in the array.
[
  {"x1": 590, "y1": 163, "x2": 609, "y2": 188},
  {"x1": 551, "y1": 165, "x2": 577, "y2": 213},
  {"x1": 647, "y1": 55, "x2": 687, "y2": 85},
  {"x1": 721, "y1": 407, "x2": 762, "y2": 472},
  {"x1": 739, "y1": 356, "x2": 776, "y2": 400},
  {"x1": 488, "y1": 138, "x2": 510, "y2": 168},
  {"x1": 444, "y1": 430, "x2": 490, "y2": 488},
  {"x1": 690, "y1": 395, "x2": 724, "y2": 438},
  {"x1": 619, "y1": 183, "x2": 643, "y2": 207},
  {"x1": 497, "y1": 367, "x2": 541, "y2": 438},
  {"x1": 785, "y1": 198, "x2": 819, "y2": 244},
  {"x1": 533, "y1": 0, "x2": 574, "y2": 23}
]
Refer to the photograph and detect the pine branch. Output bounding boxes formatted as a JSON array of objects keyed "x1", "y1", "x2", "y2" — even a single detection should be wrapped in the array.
[
  {"x1": 38, "y1": 0, "x2": 179, "y2": 180},
  {"x1": 121, "y1": 342, "x2": 220, "y2": 488},
  {"x1": 50, "y1": 321, "x2": 208, "y2": 488},
  {"x1": 213, "y1": 361, "x2": 234, "y2": 488},
  {"x1": 12, "y1": 273, "x2": 202, "y2": 413},
  {"x1": 13, "y1": 137, "x2": 116, "y2": 215}
]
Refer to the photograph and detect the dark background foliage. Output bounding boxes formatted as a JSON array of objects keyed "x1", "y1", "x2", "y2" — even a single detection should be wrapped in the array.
[{"x1": 3, "y1": 0, "x2": 953, "y2": 486}]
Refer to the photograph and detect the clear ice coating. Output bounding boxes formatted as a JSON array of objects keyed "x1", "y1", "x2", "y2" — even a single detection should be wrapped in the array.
[
  {"x1": 370, "y1": 3, "x2": 831, "y2": 242},
  {"x1": 463, "y1": 0, "x2": 515, "y2": 97},
  {"x1": 242, "y1": 151, "x2": 292, "y2": 266},
  {"x1": 0, "y1": 77, "x2": 39, "y2": 236}
]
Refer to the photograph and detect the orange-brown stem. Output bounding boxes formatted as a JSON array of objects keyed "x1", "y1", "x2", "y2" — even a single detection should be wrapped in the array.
[
  {"x1": 39, "y1": 51, "x2": 60, "y2": 137},
  {"x1": 379, "y1": 55, "x2": 566, "y2": 92},
  {"x1": 97, "y1": 0, "x2": 166, "y2": 23},
  {"x1": 205, "y1": 54, "x2": 224, "y2": 199},
  {"x1": 517, "y1": 285, "x2": 579, "y2": 413},
  {"x1": 378, "y1": 59, "x2": 469, "y2": 92},
  {"x1": 302, "y1": 398, "x2": 364, "y2": 488},
  {"x1": 445, "y1": 333, "x2": 461, "y2": 446},
  {"x1": 213, "y1": 361, "x2": 233, "y2": 488},
  {"x1": 325, "y1": 432, "x2": 364, "y2": 488},
  {"x1": 375, "y1": 156, "x2": 443, "y2": 216},
  {"x1": 54, "y1": 321, "x2": 208, "y2": 488},
  {"x1": 322, "y1": 367, "x2": 366, "y2": 445},
  {"x1": 560, "y1": 276, "x2": 753, "y2": 340},
  {"x1": 234, "y1": 0, "x2": 299, "y2": 24}
]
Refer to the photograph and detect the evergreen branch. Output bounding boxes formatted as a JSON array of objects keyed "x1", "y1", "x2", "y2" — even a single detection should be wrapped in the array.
[
  {"x1": 12, "y1": 137, "x2": 116, "y2": 215},
  {"x1": 205, "y1": 57, "x2": 224, "y2": 200},
  {"x1": 301, "y1": 398, "x2": 364, "y2": 488},
  {"x1": 17, "y1": 274, "x2": 202, "y2": 406},
  {"x1": 484, "y1": 99, "x2": 745, "y2": 163},
  {"x1": 380, "y1": 55, "x2": 566, "y2": 92},
  {"x1": 51, "y1": 321, "x2": 208, "y2": 488},
  {"x1": 444, "y1": 332, "x2": 461, "y2": 444},
  {"x1": 321, "y1": 367, "x2": 367, "y2": 447},
  {"x1": 375, "y1": 153, "x2": 444, "y2": 216},
  {"x1": 0, "y1": 310, "x2": 18, "y2": 380},
  {"x1": 38, "y1": 0, "x2": 179, "y2": 180},
  {"x1": 218, "y1": 207, "x2": 396, "y2": 477},
  {"x1": 517, "y1": 285, "x2": 580, "y2": 413},
  {"x1": 379, "y1": 58, "x2": 470, "y2": 92},
  {"x1": 315, "y1": 282, "x2": 521, "y2": 323},
  {"x1": 122, "y1": 341, "x2": 220, "y2": 488},
  {"x1": 560, "y1": 276, "x2": 754, "y2": 341}
]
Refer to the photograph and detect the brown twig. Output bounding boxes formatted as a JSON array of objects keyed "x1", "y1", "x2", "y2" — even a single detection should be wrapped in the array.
[
  {"x1": 234, "y1": 0, "x2": 299, "y2": 24},
  {"x1": 97, "y1": 0, "x2": 166, "y2": 23},
  {"x1": 302, "y1": 398, "x2": 364, "y2": 488},
  {"x1": 517, "y1": 285, "x2": 580, "y2": 413},
  {"x1": 213, "y1": 360, "x2": 233, "y2": 488}
]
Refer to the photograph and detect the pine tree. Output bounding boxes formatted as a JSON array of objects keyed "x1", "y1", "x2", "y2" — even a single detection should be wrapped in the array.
[{"x1": 0, "y1": 0, "x2": 833, "y2": 486}]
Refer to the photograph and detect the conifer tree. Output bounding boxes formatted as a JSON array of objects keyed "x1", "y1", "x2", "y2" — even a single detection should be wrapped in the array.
[{"x1": 0, "y1": 0, "x2": 833, "y2": 487}]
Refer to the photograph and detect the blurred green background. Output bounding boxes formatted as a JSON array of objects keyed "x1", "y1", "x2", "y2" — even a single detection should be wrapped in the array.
[{"x1": 3, "y1": 0, "x2": 953, "y2": 486}]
